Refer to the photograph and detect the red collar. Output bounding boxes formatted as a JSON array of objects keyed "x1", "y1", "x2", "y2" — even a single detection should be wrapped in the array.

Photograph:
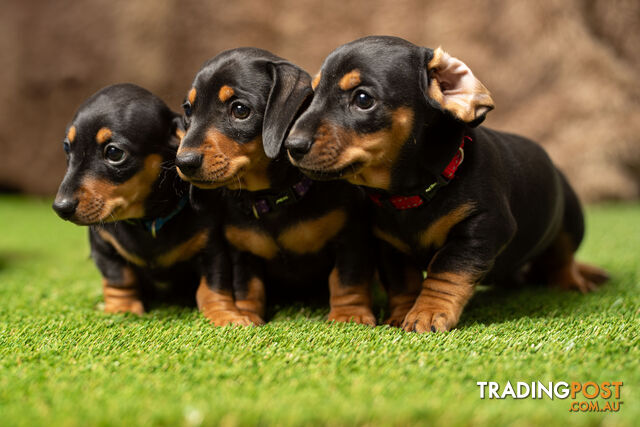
[{"x1": 368, "y1": 136, "x2": 470, "y2": 210}]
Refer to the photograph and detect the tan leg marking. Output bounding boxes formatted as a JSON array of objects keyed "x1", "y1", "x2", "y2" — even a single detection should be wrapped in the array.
[
  {"x1": 402, "y1": 272, "x2": 475, "y2": 333},
  {"x1": 102, "y1": 267, "x2": 144, "y2": 315},
  {"x1": 196, "y1": 278, "x2": 260, "y2": 327},
  {"x1": 327, "y1": 268, "x2": 375, "y2": 326}
]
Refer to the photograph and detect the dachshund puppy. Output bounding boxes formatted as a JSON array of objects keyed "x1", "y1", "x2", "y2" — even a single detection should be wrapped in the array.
[
  {"x1": 285, "y1": 36, "x2": 608, "y2": 332},
  {"x1": 53, "y1": 84, "x2": 230, "y2": 320}
]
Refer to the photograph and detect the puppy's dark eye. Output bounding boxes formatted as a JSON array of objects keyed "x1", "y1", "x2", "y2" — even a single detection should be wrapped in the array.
[
  {"x1": 231, "y1": 102, "x2": 250, "y2": 120},
  {"x1": 353, "y1": 90, "x2": 374, "y2": 110},
  {"x1": 104, "y1": 144, "x2": 127, "y2": 165},
  {"x1": 63, "y1": 142, "x2": 70, "y2": 155},
  {"x1": 182, "y1": 101, "x2": 192, "y2": 117}
]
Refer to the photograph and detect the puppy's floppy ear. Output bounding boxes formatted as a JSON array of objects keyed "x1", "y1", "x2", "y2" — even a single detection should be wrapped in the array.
[
  {"x1": 422, "y1": 47, "x2": 494, "y2": 127},
  {"x1": 262, "y1": 62, "x2": 313, "y2": 159},
  {"x1": 169, "y1": 114, "x2": 186, "y2": 149}
]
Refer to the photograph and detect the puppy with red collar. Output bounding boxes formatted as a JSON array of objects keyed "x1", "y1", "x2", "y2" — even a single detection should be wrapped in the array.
[{"x1": 285, "y1": 36, "x2": 608, "y2": 332}]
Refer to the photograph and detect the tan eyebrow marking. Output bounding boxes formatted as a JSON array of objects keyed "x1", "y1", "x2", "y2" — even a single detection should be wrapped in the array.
[
  {"x1": 218, "y1": 85, "x2": 235, "y2": 103},
  {"x1": 312, "y1": 72, "x2": 321, "y2": 90},
  {"x1": 67, "y1": 126, "x2": 76, "y2": 143},
  {"x1": 339, "y1": 70, "x2": 361, "y2": 91},
  {"x1": 96, "y1": 127, "x2": 112, "y2": 144},
  {"x1": 188, "y1": 87, "x2": 197, "y2": 104}
]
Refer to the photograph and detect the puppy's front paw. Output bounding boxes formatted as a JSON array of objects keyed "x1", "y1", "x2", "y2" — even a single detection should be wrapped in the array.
[
  {"x1": 103, "y1": 284, "x2": 145, "y2": 315},
  {"x1": 401, "y1": 275, "x2": 474, "y2": 333},
  {"x1": 238, "y1": 310, "x2": 266, "y2": 326},
  {"x1": 202, "y1": 309, "x2": 262, "y2": 327},
  {"x1": 401, "y1": 307, "x2": 457, "y2": 333},
  {"x1": 104, "y1": 299, "x2": 145, "y2": 315},
  {"x1": 328, "y1": 306, "x2": 376, "y2": 326},
  {"x1": 384, "y1": 294, "x2": 418, "y2": 327}
]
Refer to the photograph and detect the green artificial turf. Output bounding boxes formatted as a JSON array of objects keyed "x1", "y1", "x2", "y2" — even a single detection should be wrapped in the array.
[{"x1": 0, "y1": 195, "x2": 638, "y2": 426}]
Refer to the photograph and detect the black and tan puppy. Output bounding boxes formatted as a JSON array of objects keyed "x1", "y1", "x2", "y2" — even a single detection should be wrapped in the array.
[
  {"x1": 285, "y1": 36, "x2": 609, "y2": 333},
  {"x1": 53, "y1": 83, "x2": 230, "y2": 319},
  {"x1": 175, "y1": 48, "x2": 377, "y2": 326}
]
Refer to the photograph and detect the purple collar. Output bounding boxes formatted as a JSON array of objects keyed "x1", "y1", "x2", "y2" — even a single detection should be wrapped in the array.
[{"x1": 251, "y1": 177, "x2": 313, "y2": 218}]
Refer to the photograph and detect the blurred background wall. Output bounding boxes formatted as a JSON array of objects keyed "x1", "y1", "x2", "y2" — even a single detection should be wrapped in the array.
[{"x1": 1, "y1": 0, "x2": 638, "y2": 201}]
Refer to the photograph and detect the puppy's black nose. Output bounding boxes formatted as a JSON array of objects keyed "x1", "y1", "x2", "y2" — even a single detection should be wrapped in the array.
[
  {"x1": 175, "y1": 152, "x2": 203, "y2": 176},
  {"x1": 52, "y1": 198, "x2": 78, "y2": 220},
  {"x1": 285, "y1": 136, "x2": 312, "y2": 161}
]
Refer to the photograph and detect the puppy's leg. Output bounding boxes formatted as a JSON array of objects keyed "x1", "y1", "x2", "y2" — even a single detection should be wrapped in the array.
[
  {"x1": 377, "y1": 242, "x2": 421, "y2": 327},
  {"x1": 402, "y1": 272, "x2": 475, "y2": 333},
  {"x1": 328, "y1": 268, "x2": 375, "y2": 325},
  {"x1": 530, "y1": 178, "x2": 608, "y2": 292},
  {"x1": 531, "y1": 232, "x2": 608, "y2": 293},
  {"x1": 402, "y1": 210, "x2": 515, "y2": 332},
  {"x1": 198, "y1": 245, "x2": 262, "y2": 326},
  {"x1": 231, "y1": 251, "x2": 266, "y2": 325},
  {"x1": 101, "y1": 266, "x2": 145, "y2": 315},
  {"x1": 91, "y1": 233, "x2": 144, "y2": 315},
  {"x1": 328, "y1": 229, "x2": 376, "y2": 326}
]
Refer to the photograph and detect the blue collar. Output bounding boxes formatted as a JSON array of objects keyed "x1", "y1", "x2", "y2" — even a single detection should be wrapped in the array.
[{"x1": 140, "y1": 195, "x2": 189, "y2": 238}]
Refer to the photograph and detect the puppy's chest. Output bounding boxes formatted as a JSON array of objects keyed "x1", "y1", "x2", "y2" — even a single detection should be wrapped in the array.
[
  {"x1": 98, "y1": 226, "x2": 209, "y2": 269},
  {"x1": 372, "y1": 203, "x2": 475, "y2": 256},
  {"x1": 224, "y1": 209, "x2": 347, "y2": 259}
]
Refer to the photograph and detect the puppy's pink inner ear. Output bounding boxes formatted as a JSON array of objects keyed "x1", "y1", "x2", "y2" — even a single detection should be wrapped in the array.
[{"x1": 427, "y1": 47, "x2": 494, "y2": 123}]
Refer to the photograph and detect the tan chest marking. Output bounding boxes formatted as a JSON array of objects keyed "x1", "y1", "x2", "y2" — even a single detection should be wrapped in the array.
[
  {"x1": 278, "y1": 209, "x2": 347, "y2": 254},
  {"x1": 224, "y1": 226, "x2": 279, "y2": 260},
  {"x1": 419, "y1": 203, "x2": 475, "y2": 249},
  {"x1": 156, "y1": 230, "x2": 209, "y2": 268},
  {"x1": 373, "y1": 227, "x2": 411, "y2": 254},
  {"x1": 97, "y1": 230, "x2": 147, "y2": 267}
]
